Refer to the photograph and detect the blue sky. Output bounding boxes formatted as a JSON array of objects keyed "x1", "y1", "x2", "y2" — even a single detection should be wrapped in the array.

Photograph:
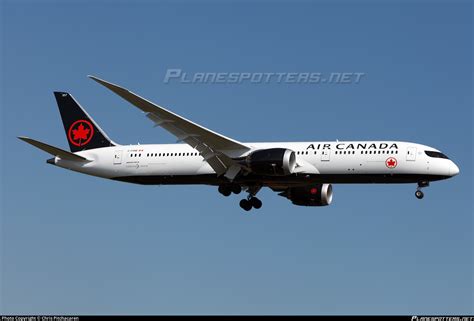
[{"x1": 1, "y1": 0, "x2": 472, "y2": 315}]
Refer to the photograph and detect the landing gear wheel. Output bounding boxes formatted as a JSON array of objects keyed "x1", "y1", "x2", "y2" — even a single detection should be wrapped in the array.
[
  {"x1": 232, "y1": 185, "x2": 242, "y2": 195},
  {"x1": 239, "y1": 199, "x2": 252, "y2": 211},
  {"x1": 218, "y1": 185, "x2": 231, "y2": 197},
  {"x1": 250, "y1": 197, "x2": 262, "y2": 209},
  {"x1": 415, "y1": 190, "x2": 424, "y2": 199}
]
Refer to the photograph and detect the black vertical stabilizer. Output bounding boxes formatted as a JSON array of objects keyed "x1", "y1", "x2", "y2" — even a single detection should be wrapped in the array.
[{"x1": 54, "y1": 92, "x2": 115, "y2": 152}]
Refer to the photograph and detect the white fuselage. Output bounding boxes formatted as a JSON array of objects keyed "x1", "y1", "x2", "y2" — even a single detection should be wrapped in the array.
[{"x1": 51, "y1": 141, "x2": 459, "y2": 187}]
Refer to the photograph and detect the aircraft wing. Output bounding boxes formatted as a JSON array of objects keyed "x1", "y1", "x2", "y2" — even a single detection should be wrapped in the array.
[{"x1": 89, "y1": 75, "x2": 250, "y2": 177}]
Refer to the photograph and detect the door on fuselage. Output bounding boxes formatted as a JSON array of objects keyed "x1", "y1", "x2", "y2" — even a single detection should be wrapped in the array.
[
  {"x1": 406, "y1": 147, "x2": 417, "y2": 161},
  {"x1": 321, "y1": 149, "x2": 331, "y2": 161},
  {"x1": 113, "y1": 150, "x2": 123, "y2": 164}
]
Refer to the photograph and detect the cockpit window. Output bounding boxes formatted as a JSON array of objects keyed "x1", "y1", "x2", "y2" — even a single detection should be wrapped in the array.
[{"x1": 425, "y1": 150, "x2": 449, "y2": 159}]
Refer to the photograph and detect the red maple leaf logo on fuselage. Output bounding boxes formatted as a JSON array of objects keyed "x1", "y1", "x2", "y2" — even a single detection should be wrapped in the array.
[{"x1": 386, "y1": 157, "x2": 397, "y2": 168}]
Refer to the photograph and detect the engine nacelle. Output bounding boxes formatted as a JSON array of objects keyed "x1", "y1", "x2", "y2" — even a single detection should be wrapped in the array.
[
  {"x1": 280, "y1": 184, "x2": 333, "y2": 206},
  {"x1": 245, "y1": 148, "x2": 296, "y2": 176}
]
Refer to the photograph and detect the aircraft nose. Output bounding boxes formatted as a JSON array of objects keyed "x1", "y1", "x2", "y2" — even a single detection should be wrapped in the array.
[{"x1": 449, "y1": 162, "x2": 460, "y2": 176}]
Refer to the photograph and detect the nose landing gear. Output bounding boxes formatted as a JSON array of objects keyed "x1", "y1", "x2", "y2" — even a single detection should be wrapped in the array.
[
  {"x1": 415, "y1": 181, "x2": 429, "y2": 199},
  {"x1": 415, "y1": 190, "x2": 424, "y2": 199}
]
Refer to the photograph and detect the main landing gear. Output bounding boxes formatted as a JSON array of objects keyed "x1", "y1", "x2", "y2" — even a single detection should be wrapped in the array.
[
  {"x1": 239, "y1": 196, "x2": 262, "y2": 211},
  {"x1": 218, "y1": 184, "x2": 242, "y2": 197},
  {"x1": 239, "y1": 185, "x2": 263, "y2": 212},
  {"x1": 415, "y1": 181, "x2": 429, "y2": 199},
  {"x1": 219, "y1": 184, "x2": 263, "y2": 211}
]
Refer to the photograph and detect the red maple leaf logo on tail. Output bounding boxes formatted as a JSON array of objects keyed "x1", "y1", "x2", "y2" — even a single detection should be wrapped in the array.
[
  {"x1": 68, "y1": 120, "x2": 94, "y2": 147},
  {"x1": 72, "y1": 124, "x2": 90, "y2": 141}
]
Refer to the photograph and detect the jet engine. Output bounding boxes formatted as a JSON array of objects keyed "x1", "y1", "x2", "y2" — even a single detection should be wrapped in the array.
[
  {"x1": 279, "y1": 184, "x2": 333, "y2": 206},
  {"x1": 245, "y1": 148, "x2": 296, "y2": 176}
]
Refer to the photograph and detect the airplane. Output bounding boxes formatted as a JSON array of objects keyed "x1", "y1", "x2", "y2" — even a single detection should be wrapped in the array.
[{"x1": 19, "y1": 76, "x2": 460, "y2": 211}]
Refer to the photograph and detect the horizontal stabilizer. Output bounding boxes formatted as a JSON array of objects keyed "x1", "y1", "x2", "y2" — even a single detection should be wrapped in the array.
[{"x1": 18, "y1": 136, "x2": 90, "y2": 162}]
